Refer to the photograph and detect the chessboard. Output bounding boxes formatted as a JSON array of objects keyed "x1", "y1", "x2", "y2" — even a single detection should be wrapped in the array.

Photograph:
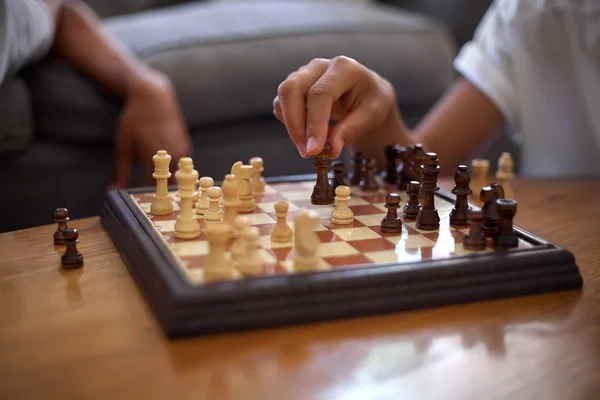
[{"x1": 101, "y1": 174, "x2": 582, "y2": 338}]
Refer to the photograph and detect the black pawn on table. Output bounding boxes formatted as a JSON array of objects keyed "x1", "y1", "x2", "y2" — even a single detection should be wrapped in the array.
[
  {"x1": 449, "y1": 165, "x2": 472, "y2": 226},
  {"x1": 480, "y1": 184, "x2": 503, "y2": 237},
  {"x1": 53, "y1": 208, "x2": 69, "y2": 245},
  {"x1": 381, "y1": 193, "x2": 403, "y2": 233},
  {"x1": 311, "y1": 143, "x2": 335, "y2": 205},
  {"x1": 382, "y1": 144, "x2": 400, "y2": 184},
  {"x1": 410, "y1": 143, "x2": 425, "y2": 182},
  {"x1": 331, "y1": 161, "x2": 347, "y2": 190},
  {"x1": 61, "y1": 228, "x2": 84, "y2": 269},
  {"x1": 493, "y1": 198, "x2": 519, "y2": 250},
  {"x1": 395, "y1": 145, "x2": 411, "y2": 191},
  {"x1": 350, "y1": 151, "x2": 364, "y2": 186},
  {"x1": 415, "y1": 153, "x2": 440, "y2": 230},
  {"x1": 360, "y1": 158, "x2": 379, "y2": 192},
  {"x1": 463, "y1": 210, "x2": 487, "y2": 250},
  {"x1": 403, "y1": 180, "x2": 420, "y2": 220}
]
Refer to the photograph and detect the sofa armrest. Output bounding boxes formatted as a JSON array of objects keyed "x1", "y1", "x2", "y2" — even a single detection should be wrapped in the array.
[{"x1": 80, "y1": 0, "x2": 206, "y2": 19}]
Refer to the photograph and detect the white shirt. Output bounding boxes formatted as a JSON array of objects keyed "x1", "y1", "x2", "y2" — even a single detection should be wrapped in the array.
[{"x1": 454, "y1": 0, "x2": 600, "y2": 177}]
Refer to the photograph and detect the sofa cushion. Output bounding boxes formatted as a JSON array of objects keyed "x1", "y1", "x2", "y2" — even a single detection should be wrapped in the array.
[
  {"x1": 0, "y1": 78, "x2": 35, "y2": 153},
  {"x1": 26, "y1": 0, "x2": 455, "y2": 144}
]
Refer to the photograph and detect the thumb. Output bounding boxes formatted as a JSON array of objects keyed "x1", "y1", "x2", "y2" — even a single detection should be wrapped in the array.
[
  {"x1": 326, "y1": 106, "x2": 374, "y2": 159},
  {"x1": 111, "y1": 123, "x2": 134, "y2": 189}
]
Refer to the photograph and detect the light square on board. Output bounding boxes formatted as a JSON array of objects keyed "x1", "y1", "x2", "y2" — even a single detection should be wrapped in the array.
[
  {"x1": 282, "y1": 190, "x2": 314, "y2": 201},
  {"x1": 354, "y1": 213, "x2": 386, "y2": 227},
  {"x1": 240, "y1": 212, "x2": 276, "y2": 225},
  {"x1": 171, "y1": 240, "x2": 210, "y2": 257},
  {"x1": 332, "y1": 227, "x2": 382, "y2": 242},
  {"x1": 318, "y1": 242, "x2": 359, "y2": 258},
  {"x1": 386, "y1": 234, "x2": 436, "y2": 249}
]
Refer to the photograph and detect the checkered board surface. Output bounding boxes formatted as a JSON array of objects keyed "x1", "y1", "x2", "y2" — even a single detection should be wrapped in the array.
[{"x1": 131, "y1": 180, "x2": 534, "y2": 285}]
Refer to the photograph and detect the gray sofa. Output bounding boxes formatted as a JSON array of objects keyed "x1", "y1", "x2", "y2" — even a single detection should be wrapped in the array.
[{"x1": 0, "y1": 0, "x2": 458, "y2": 232}]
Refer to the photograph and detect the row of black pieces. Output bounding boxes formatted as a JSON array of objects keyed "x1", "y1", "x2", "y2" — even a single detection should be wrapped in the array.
[
  {"x1": 464, "y1": 197, "x2": 519, "y2": 251},
  {"x1": 331, "y1": 156, "x2": 379, "y2": 191},
  {"x1": 383, "y1": 143, "x2": 426, "y2": 189},
  {"x1": 54, "y1": 208, "x2": 84, "y2": 269}
]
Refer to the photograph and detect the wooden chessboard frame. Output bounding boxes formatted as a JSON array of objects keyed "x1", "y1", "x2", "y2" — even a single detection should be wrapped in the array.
[{"x1": 100, "y1": 174, "x2": 582, "y2": 338}]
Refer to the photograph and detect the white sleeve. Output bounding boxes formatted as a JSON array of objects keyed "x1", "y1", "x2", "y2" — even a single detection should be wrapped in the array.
[{"x1": 454, "y1": 1, "x2": 518, "y2": 128}]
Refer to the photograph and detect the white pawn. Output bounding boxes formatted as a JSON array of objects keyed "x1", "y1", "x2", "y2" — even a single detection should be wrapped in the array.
[
  {"x1": 203, "y1": 186, "x2": 224, "y2": 227},
  {"x1": 331, "y1": 185, "x2": 354, "y2": 225},
  {"x1": 174, "y1": 157, "x2": 200, "y2": 239},
  {"x1": 293, "y1": 209, "x2": 320, "y2": 272},
  {"x1": 231, "y1": 161, "x2": 256, "y2": 213},
  {"x1": 271, "y1": 201, "x2": 293, "y2": 243},
  {"x1": 496, "y1": 152, "x2": 515, "y2": 200},
  {"x1": 231, "y1": 216, "x2": 251, "y2": 265},
  {"x1": 195, "y1": 177, "x2": 214, "y2": 216},
  {"x1": 221, "y1": 174, "x2": 241, "y2": 225},
  {"x1": 237, "y1": 227, "x2": 265, "y2": 276},
  {"x1": 204, "y1": 222, "x2": 234, "y2": 282},
  {"x1": 150, "y1": 150, "x2": 173, "y2": 215},
  {"x1": 470, "y1": 158, "x2": 489, "y2": 206},
  {"x1": 250, "y1": 157, "x2": 266, "y2": 194}
]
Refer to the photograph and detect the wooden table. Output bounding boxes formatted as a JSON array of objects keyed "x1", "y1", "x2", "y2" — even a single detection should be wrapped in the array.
[{"x1": 1, "y1": 179, "x2": 599, "y2": 399}]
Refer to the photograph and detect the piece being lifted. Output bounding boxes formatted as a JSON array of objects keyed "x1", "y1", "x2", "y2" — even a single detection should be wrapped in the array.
[
  {"x1": 311, "y1": 143, "x2": 335, "y2": 205},
  {"x1": 415, "y1": 153, "x2": 440, "y2": 230}
]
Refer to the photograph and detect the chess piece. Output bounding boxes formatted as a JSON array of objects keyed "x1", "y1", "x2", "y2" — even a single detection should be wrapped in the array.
[
  {"x1": 221, "y1": 174, "x2": 241, "y2": 225},
  {"x1": 403, "y1": 181, "x2": 420, "y2": 220},
  {"x1": 174, "y1": 158, "x2": 200, "y2": 239},
  {"x1": 416, "y1": 153, "x2": 440, "y2": 230},
  {"x1": 493, "y1": 198, "x2": 519, "y2": 249},
  {"x1": 293, "y1": 209, "x2": 321, "y2": 272},
  {"x1": 237, "y1": 227, "x2": 265, "y2": 276},
  {"x1": 61, "y1": 228, "x2": 84, "y2": 269},
  {"x1": 470, "y1": 158, "x2": 489, "y2": 206},
  {"x1": 195, "y1": 177, "x2": 214, "y2": 216},
  {"x1": 271, "y1": 201, "x2": 293, "y2": 243},
  {"x1": 382, "y1": 144, "x2": 400, "y2": 184},
  {"x1": 463, "y1": 210, "x2": 487, "y2": 250},
  {"x1": 204, "y1": 223, "x2": 234, "y2": 282},
  {"x1": 150, "y1": 150, "x2": 173, "y2": 215},
  {"x1": 250, "y1": 156, "x2": 266, "y2": 194},
  {"x1": 204, "y1": 186, "x2": 224, "y2": 227},
  {"x1": 496, "y1": 152, "x2": 515, "y2": 200},
  {"x1": 350, "y1": 151, "x2": 364, "y2": 185},
  {"x1": 396, "y1": 145, "x2": 412, "y2": 191},
  {"x1": 231, "y1": 216, "x2": 251, "y2": 264},
  {"x1": 381, "y1": 193, "x2": 402, "y2": 233},
  {"x1": 331, "y1": 161, "x2": 347, "y2": 190},
  {"x1": 53, "y1": 208, "x2": 69, "y2": 245},
  {"x1": 480, "y1": 185, "x2": 502, "y2": 237},
  {"x1": 359, "y1": 158, "x2": 379, "y2": 191},
  {"x1": 410, "y1": 144, "x2": 425, "y2": 182},
  {"x1": 449, "y1": 165, "x2": 472, "y2": 226},
  {"x1": 331, "y1": 185, "x2": 354, "y2": 225},
  {"x1": 311, "y1": 143, "x2": 335, "y2": 205},
  {"x1": 232, "y1": 161, "x2": 257, "y2": 213}
]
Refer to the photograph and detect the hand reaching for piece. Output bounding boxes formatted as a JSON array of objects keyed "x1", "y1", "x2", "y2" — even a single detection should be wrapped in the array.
[
  {"x1": 273, "y1": 56, "x2": 405, "y2": 159},
  {"x1": 112, "y1": 71, "x2": 192, "y2": 189}
]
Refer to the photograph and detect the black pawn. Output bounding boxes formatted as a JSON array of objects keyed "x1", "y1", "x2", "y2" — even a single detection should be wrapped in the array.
[
  {"x1": 381, "y1": 193, "x2": 403, "y2": 233},
  {"x1": 331, "y1": 161, "x2": 347, "y2": 190},
  {"x1": 360, "y1": 158, "x2": 379, "y2": 191},
  {"x1": 415, "y1": 153, "x2": 440, "y2": 230},
  {"x1": 350, "y1": 152, "x2": 364, "y2": 185},
  {"x1": 61, "y1": 228, "x2": 84, "y2": 269},
  {"x1": 410, "y1": 143, "x2": 425, "y2": 182},
  {"x1": 403, "y1": 181, "x2": 420, "y2": 220},
  {"x1": 463, "y1": 210, "x2": 487, "y2": 250},
  {"x1": 54, "y1": 208, "x2": 69, "y2": 245},
  {"x1": 396, "y1": 145, "x2": 414, "y2": 191},
  {"x1": 480, "y1": 186, "x2": 501, "y2": 237},
  {"x1": 449, "y1": 165, "x2": 472, "y2": 226},
  {"x1": 493, "y1": 199, "x2": 519, "y2": 250},
  {"x1": 382, "y1": 144, "x2": 400, "y2": 184}
]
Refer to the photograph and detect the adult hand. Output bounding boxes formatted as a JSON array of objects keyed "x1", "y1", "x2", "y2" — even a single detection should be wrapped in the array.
[
  {"x1": 273, "y1": 56, "x2": 400, "y2": 159},
  {"x1": 111, "y1": 71, "x2": 192, "y2": 189}
]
